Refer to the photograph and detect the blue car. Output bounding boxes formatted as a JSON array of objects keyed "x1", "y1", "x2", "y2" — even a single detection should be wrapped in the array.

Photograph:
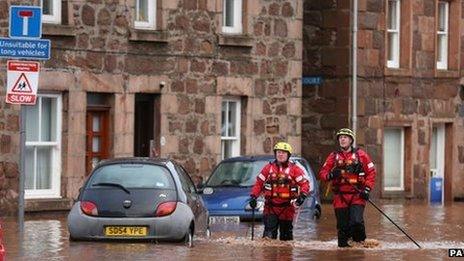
[{"x1": 201, "y1": 155, "x2": 322, "y2": 224}]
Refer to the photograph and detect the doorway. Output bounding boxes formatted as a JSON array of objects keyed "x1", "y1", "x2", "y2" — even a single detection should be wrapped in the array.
[
  {"x1": 86, "y1": 108, "x2": 110, "y2": 175},
  {"x1": 429, "y1": 124, "x2": 445, "y2": 202},
  {"x1": 134, "y1": 94, "x2": 159, "y2": 157}
]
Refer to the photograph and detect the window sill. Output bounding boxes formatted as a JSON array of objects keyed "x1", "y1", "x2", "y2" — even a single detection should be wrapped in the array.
[
  {"x1": 42, "y1": 24, "x2": 75, "y2": 37},
  {"x1": 384, "y1": 67, "x2": 412, "y2": 77},
  {"x1": 25, "y1": 198, "x2": 73, "y2": 212},
  {"x1": 381, "y1": 190, "x2": 407, "y2": 199},
  {"x1": 218, "y1": 34, "x2": 254, "y2": 48},
  {"x1": 129, "y1": 29, "x2": 168, "y2": 43},
  {"x1": 435, "y1": 69, "x2": 460, "y2": 78}
]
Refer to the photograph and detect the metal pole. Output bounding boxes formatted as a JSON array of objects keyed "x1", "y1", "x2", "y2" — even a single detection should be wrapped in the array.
[
  {"x1": 19, "y1": 105, "x2": 26, "y2": 234},
  {"x1": 366, "y1": 198, "x2": 422, "y2": 249},
  {"x1": 343, "y1": 177, "x2": 422, "y2": 249},
  {"x1": 351, "y1": 0, "x2": 358, "y2": 146}
]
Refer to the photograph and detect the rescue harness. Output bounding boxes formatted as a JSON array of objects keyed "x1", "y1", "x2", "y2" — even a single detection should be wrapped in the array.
[
  {"x1": 332, "y1": 148, "x2": 366, "y2": 194},
  {"x1": 263, "y1": 163, "x2": 300, "y2": 200}
]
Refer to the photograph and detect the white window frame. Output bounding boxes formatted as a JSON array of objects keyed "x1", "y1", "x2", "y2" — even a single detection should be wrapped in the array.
[
  {"x1": 383, "y1": 128, "x2": 404, "y2": 191},
  {"x1": 134, "y1": 0, "x2": 156, "y2": 30},
  {"x1": 41, "y1": 0, "x2": 62, "y2": 24},
  {"x1": 222, "y1": 0, "x2": 242, "y2": 34},
  {"x1": 437, "y1": 1, "x2": 449, "y2": 70},
  {"x1": 221, "y1": 98, "x2": 241, "y2": 160},
  {"x1": 25, "y1": 94, "x2": 62, "y2": 199},
  {"x1": 387, "y1": 0, "x2": 400, "y2": 68}
]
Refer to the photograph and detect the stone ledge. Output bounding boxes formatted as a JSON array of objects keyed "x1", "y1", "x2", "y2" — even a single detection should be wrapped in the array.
[
  {"x1": 42, "y1": 24, "x2": 75, "y2": 37},
  {"x1": 25, "y1": 198, "x2": 74, "y2": 212},
  {"x1": 218, "y1": 34, "x2": 254, "y2": 47},
  {"x1": 384, "y1": 67, "x2": 412, "y2": 77},
  {"x1": 381, "y1": 191, "x2": 407, "y2": 198},
  {"x1": 129, "y1": 29, "x2": 169, "y2": 43},
  {"x1": 435, "y1": 69, "x2": 460, "y2": 78}
]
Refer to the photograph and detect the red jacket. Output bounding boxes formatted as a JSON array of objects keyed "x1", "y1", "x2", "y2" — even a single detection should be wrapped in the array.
[
  {"x1": 250, "y1": 160, "x2": 310, "y2": 220},
  {"x1": 319, "y1": 148, "x2": 376, "y2": 208}
]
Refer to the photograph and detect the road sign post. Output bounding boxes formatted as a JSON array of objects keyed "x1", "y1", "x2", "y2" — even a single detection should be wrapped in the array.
[{"x1": 2, "y1": 5, "x2": 51, "y2": 235}]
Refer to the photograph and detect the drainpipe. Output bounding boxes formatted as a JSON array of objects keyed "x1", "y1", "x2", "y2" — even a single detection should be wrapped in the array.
[{"x1": 351, "y1": 0, "x2": 358, "y2": 146}]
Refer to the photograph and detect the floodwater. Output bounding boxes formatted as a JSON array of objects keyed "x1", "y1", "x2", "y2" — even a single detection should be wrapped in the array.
[{"x1": 2, "y1": 201, "x2": 464, "y2": 260}]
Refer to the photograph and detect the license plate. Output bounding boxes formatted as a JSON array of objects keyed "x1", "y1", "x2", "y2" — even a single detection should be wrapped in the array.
[
  {"x1": 104, "y1": 226, "x2": 148, "y2": 237},
  {"x1": 209, "y1": 216, "x2": 240, "y2": 224}
]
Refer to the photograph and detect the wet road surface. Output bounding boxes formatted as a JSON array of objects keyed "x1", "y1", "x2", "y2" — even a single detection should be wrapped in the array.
[{"x1": 2, "y1": 201, "x2": 464, "y2": 260}]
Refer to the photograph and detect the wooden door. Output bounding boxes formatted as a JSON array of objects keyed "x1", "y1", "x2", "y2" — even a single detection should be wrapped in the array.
[{"x1": 86, "y1": 108, "x2": 110, "y2": 175}]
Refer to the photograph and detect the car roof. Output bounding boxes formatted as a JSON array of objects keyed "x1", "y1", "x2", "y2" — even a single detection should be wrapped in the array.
[
  {"x1": 96, "y1": 157, "x2": 172, "y2": 167},
  {"x1": 218, "y1": 155, "x2": 307, "y2": 163}
]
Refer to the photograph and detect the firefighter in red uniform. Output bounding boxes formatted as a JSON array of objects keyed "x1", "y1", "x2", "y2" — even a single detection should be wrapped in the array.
[
  {"x1": 319, "y1": 128, "x2": 376, "y2": 247},
  {"x1": 249, "y1": 142, "x2": 310, "y2": 241}
]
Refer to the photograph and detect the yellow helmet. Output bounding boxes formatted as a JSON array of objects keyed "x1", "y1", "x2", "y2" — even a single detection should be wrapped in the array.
[
  {"x1": 336, "y1": 128, "x2": 355, "y2": 141},
  {"x1": 273, "y1": 142, "x2": 293, "y2": 154}
]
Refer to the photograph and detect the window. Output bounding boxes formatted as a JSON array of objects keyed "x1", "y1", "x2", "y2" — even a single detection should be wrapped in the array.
[
  {"x1": 175, "y1": 164, "x2": 196, "y2": 193},
  {"x1": 25, "y1": 94, "x2": 62, "y2": 198},
  {"x1": 41, "y1": 0, "x2": 61, "y2": 24},
  {"x1": 221, "y1": 99, "x2": 241, "y2": 159},
  {"x1": 437, "y1": 1, "x2": 449, "y2": 70},
  {"x1": 383, "y1": 128, "x2": 404, "y2": 191},
  {"x1": 222, "y1": 0, "x2": 242, "y2": 34},
  {"x1": 387, "y1": 0, "x2": 400, "y2": 68},
  {"x1": 89, "y1": 164, "x2": 175, "y2": 189},
  {"x1": 134, "y1": 0, "x2": 156, "y2": 29}
]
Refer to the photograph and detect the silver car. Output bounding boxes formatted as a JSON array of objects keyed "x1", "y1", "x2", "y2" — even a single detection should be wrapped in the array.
[{"x1": 68, "y1": 158, "x2": 209, "y2": 247}]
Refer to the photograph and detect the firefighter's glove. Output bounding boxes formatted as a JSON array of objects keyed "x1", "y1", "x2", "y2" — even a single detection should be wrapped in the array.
[
  {"x1": 249, "y1": 196, "x2": 258, "y2": 209},
  {"x1": 329, "y1": 168, "x2": 342, "y2": 180},
  {"x1": 295, "y1": 194, "x2": 307, "y2": 207},
  {"x1": 360, "y1": 187, "x2": 371, "y2": 200},
  {"x1": 346, "y1": 163, "x2": 363, "y2": 173}
]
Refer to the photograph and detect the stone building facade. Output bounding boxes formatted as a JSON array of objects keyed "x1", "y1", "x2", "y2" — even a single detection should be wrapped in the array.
[
  {"x1": 302, "y1": 0, "x2": 464, "y2": 201},
  {"x1": 0, "y1": 0, "x2": 303, "y2": 215}
]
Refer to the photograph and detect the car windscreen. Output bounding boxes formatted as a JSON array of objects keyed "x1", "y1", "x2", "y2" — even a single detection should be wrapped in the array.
[
  {"x1": 206, "y1": 160, "x2": 268, "y2": 187},
  {"x1": 87, "y1": 163, "x2": 175, "y2": 189},
  {"x1": 292, "y1": 160, "x2": 316, "y2": 194}
]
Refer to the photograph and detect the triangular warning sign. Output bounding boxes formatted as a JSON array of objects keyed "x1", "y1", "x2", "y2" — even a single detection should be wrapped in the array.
[{"x1": 11, "y1": 73, "x2": 33, "y2": 93}]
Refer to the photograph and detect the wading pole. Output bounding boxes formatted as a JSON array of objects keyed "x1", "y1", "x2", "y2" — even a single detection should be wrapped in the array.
[
  {"x1": 292, "y1": 197, "x2": 306, "y2": 226},
  {"x1": 251, "y1": 207, "x2": 255, "y2": 241},
  {"x1": 365, "y1": 198, "x2": 421, "y2": 249},
  {"x1": 345, "y1": 179, "x2": 421, "y2": 249}
]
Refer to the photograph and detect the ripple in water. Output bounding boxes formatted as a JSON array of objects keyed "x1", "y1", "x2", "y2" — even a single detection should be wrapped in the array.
[{"x1": 204, "y1": 237, "x2": 464, "y2": 250}]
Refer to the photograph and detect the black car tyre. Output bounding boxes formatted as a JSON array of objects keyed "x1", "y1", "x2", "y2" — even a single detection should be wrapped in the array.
[
  {"x1": 313, "y1": 206, "x2": 321, "y2": 220},
  {"x1": 184, "y1": 227, "x2": 194, "y2": 248},
  {"x1": 69, "y1": 234, "x2": 78, "y2": 242}
]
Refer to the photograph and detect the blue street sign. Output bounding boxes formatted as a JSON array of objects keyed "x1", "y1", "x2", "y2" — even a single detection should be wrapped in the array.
[
  {"x1": 0, "y1": 37, "x2": 50, "y2": 60},
  {"x1": 9, "y1": 6, "x2": 42, "y2": 39},
  {"x1": 302, "y1": 76, "x2": 323, "y2": 86}
]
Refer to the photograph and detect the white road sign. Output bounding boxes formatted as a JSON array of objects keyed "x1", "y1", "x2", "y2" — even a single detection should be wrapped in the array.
[{"x1": 6, "y1": 60, "x2": 39, "y2": 105}]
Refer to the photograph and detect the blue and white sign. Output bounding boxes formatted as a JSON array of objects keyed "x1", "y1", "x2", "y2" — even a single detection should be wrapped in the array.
[
  {"x1": 302, "y1": 76, "x2": 323, "y2": 86},
  {"x1": 0, "y1": 37, "x2": 51, "y2": 60},
  {"x1": 9, "y1": 6, "x2": 42, "y2": 39}
]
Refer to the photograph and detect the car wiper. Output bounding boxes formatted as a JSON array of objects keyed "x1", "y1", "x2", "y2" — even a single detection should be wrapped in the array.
[{"x1": 92, "y1": 182, "x2": 131, "y2": 194}]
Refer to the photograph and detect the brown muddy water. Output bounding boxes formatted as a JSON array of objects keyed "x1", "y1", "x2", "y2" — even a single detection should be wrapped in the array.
[{"x1": 2, "y1": 202, "x2": 464, "y2": 260}]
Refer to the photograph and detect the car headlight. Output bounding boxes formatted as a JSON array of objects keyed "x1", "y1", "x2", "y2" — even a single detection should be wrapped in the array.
[{"x1": 245, "y1": 200, "x2": 264, "y2": 212}]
